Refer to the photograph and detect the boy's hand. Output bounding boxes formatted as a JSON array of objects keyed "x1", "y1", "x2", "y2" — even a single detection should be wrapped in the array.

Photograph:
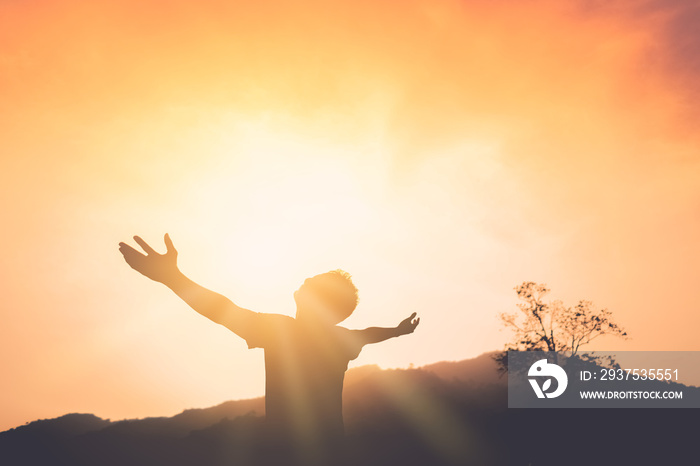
[
  {"x1": 119, "y1": 234, "x2": 180, "y2": 284},
  {"x1": 397, "y1": 312, "x2": 420, "y2": 336}
]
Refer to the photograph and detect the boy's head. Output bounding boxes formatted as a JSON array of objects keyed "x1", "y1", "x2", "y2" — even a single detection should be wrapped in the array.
[{"x1": 294, "y1": 270, "x2": 359, "y2": 325}]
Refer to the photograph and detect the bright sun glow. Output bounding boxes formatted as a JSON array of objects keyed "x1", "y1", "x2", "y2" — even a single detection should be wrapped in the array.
[{"x1": 169, "y1": 116, "x2": 389, "y2": 295}]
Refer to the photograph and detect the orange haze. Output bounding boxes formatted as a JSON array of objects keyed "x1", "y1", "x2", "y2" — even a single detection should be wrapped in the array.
[{"x1": 1, "y1": 0, "x2": 699, "y2": 431}]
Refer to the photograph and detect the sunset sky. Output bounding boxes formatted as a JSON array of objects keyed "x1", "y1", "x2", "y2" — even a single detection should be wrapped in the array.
[{"x1": 1, "y1": 0, "x2": 699, "y2": 431}]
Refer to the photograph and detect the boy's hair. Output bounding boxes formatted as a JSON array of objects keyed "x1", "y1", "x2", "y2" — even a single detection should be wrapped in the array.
[{"x1": 304, "y1": 269, "x2": 359, "y2": 323}]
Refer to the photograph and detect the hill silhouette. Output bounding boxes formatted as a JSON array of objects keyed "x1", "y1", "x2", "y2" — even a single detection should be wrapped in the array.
[
  {"x1": 1, "y1": 352, "x2": 506, "y2": 465},
  {"x1": 1, "y1": 352, "x2": 696, "y2": 465}
]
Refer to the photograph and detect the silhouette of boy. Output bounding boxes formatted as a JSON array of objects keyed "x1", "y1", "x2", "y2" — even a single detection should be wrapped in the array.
[{"x1": 119, "y1": 234, "x2": 419, "y2": 458}]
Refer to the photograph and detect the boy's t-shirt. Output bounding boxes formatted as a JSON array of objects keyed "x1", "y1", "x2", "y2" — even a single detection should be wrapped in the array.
[{"x1": 242, "y1": 312, "x2": 364, "y2": 440}]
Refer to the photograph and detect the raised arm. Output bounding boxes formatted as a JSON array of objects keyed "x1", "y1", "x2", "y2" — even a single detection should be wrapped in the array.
[
  {"x1": 118, "y1": 234, "x2": 257, "y2": 338},
  {"x1": 355, "y1": 312, "x2": 420, "y2": 345}
]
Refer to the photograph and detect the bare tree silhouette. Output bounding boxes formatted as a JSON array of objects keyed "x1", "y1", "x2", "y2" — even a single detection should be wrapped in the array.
[{"x1": 495, "y1": 281, "x2": 627, "y2": 372}]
